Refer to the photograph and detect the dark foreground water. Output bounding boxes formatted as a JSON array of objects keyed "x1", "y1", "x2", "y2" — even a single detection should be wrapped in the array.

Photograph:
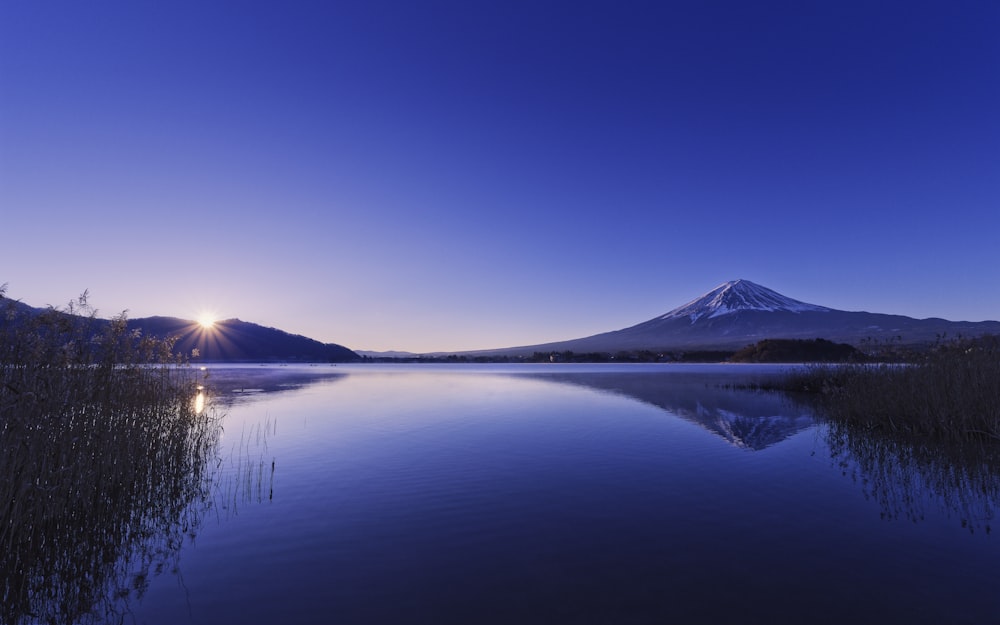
[{"x1": 77, "y1": 365, "x2": 1000, "y2": 623}]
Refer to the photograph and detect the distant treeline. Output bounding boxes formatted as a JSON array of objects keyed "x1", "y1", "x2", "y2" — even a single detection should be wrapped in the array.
[
  {"x1": 524, "y1": 349, "x2": 736, "y2": 363},
  {"x1": 366, "y1": 338, "x2": 865, "y2": 364},
  {"x1": 729, "y1": 338, "x2": 861, "y2": 363},
  {"x1": 363, "y1": 350, "x2": 732, "y2": 364}
]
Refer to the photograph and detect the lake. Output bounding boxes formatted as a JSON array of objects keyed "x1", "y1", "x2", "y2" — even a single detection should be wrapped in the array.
[{"x1": 89, "y1": 365, "x2": 1000, "y2": 623}]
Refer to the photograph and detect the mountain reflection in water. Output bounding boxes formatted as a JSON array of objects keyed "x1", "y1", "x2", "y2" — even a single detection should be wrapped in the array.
[
  {"x1": 524, "y1": 370, "x2": 815, "y2": 450},
  {"x1": 201, "y1": 365, "x2": 999, "y2": 531},
  {"x1": 539, "y1": 369, "x2": 1000, "y2": 532},
  {"x1": 9, "y1": 364, "x2": 1000, "y2": 624}
]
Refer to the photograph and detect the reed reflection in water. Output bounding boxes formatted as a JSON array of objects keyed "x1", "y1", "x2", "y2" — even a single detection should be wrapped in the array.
[
  {"x1": 0, "y1": 367, "x2": 271, "y2": 625},
  {"x1": 540, "y1": 367, "x2": 1000, "y2": 533},
  {"x1": 826, "y1": 420, "x2": 999, "y2": 533}
]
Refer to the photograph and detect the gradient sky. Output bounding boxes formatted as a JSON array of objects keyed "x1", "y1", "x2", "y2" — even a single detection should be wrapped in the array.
[{"x1": 2, "y1": 1, "x2": 998, "y2": 353}]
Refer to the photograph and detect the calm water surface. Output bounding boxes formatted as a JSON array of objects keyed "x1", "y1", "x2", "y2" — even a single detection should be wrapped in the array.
[{"x1": 125, "y1": 364, "x2": 999, "y2": 624}]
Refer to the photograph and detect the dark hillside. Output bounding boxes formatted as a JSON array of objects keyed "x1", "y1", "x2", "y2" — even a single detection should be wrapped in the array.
[
  {"x1": 1, "y1": 290, "x2": 358, "y2": 362},
  {"x1": 128, "y1": 316, "x2": 360, "y2": 362}
]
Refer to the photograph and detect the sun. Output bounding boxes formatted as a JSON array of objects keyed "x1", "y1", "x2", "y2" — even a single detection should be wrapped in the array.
[{"x1": 196, "y1": 313, "x2": 217, "y2": 330}]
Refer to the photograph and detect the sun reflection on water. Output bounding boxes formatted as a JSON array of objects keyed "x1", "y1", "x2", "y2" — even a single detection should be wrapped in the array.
[{"x1": 193, "y1": 387, "x2": 205, "y2": 414}]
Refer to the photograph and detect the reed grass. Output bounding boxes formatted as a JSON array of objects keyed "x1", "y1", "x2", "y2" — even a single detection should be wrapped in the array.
[
  {"x1": 825, "y1": 417, "x2": 999, "y2": 533},
  {"x1": 780, "y1": 335, "x2": 1000, "y2": 443},
  {"x1": 212, "y1": 417, "x2": 277, "y2": 517},
  {"x1": 0, "y1": 289, "x2": 220, "y2": 624}
]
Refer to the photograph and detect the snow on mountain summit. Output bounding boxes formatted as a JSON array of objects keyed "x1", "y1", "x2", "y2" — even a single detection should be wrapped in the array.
[{"x1": 660, "y1": 280, "x2": 830, "y2": 322}]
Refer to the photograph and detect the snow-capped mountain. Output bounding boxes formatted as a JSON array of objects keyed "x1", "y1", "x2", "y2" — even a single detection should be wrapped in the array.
[
  {"x1": 470, "y1": 279, "x2": 1000, "y2": 356},
  {"x1": 659, "y1": 279, "x2": 830, "y2": 321}
]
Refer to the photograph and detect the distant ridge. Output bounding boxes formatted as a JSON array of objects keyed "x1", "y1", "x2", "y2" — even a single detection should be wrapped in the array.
[
  {"x1": 127, "y1": 316, "x2": 360, "y2": 362},
  {"x1": 0, "y1": 293, "x2": 359, "y2": 362},
  {"x1": 356, "y1": 349, "x2": 419, "y2": 359},
  {"x1": 462, "y1": 279, "x2": 1000, "y2": 356}
]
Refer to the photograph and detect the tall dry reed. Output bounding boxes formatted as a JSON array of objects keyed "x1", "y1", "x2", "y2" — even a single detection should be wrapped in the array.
[
  {"x1": 0, "y1": 288, "x2": 220, "y2": 624},
  {"x1": 782, "y1": 335, "x2": 1000, "y2": 443}
]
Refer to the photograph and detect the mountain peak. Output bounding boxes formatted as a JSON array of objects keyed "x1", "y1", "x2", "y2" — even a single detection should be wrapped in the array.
[{"x1": 660, "y1": 280, "x2": 830, "y2": 322}]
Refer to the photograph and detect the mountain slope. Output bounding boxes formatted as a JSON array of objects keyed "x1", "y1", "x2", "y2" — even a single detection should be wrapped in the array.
[
  {"x1": 0, "y1": 297, "x2": 361, "y2": 363},
  {"x1": 127, "y1": 316, "x2": 360, "y2": 362},
  {"x1": 470, "y1": 280, "x2": 1000, "y2": 356}
]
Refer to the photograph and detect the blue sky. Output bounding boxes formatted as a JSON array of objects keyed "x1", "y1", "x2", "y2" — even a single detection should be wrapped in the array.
[{"x1": 2, "y1": 1, "x2": 998, "y2": 352}]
